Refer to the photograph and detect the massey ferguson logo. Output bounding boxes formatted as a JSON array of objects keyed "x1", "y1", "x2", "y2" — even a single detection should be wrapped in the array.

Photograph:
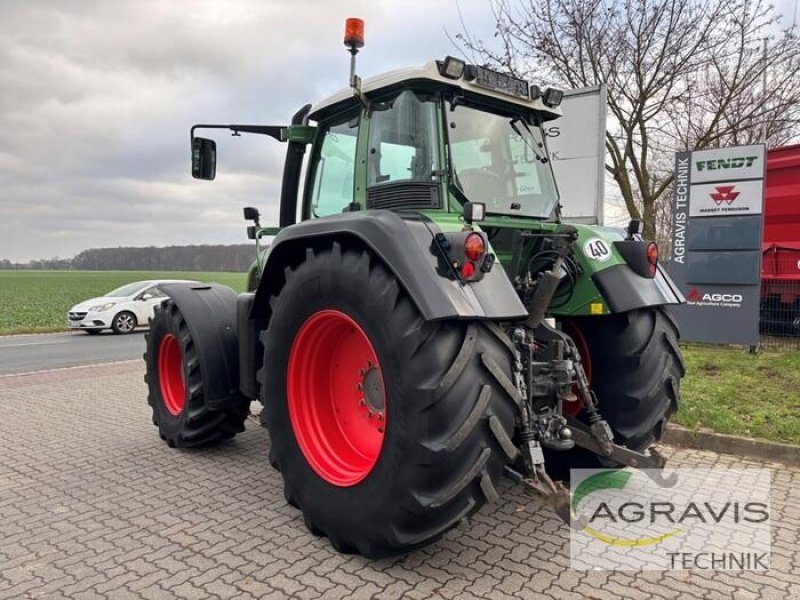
[
  {"x1": 687, "y1": 288, "x2": 743, "y2": 306},
  {"x1": 710, "y1": 186, "x2": 740, "y2": 205}
]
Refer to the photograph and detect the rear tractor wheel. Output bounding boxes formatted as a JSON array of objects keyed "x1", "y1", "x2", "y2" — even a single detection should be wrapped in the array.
[
  {"x1": 145, "y1": 300, "x2": 250, "y2": 448},
  {"x1": 546, "y1": 306, "x2": 685, "y2": 480},
  {"x1": 260, "y1": 243, "x2": 520, "y2": 558}
]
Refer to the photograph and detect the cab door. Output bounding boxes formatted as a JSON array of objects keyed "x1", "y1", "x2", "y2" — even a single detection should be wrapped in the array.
[{"x1": 302, "y1": 112, "x2": 361, "y2": 220}]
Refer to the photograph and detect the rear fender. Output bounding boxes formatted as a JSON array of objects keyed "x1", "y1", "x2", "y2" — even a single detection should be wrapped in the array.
[
  {"x1": 550, "y1": 224, "x2": 684, "y2": 316},
  {"x1": 250, "y1": 209, "x2": 529, "y2": 323},
  {"x1": 158, "y1": 283, "x2": 241, "y2": 410}
]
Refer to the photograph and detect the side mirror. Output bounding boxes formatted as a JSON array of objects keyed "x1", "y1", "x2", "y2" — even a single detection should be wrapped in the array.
[
  {"x1": 140, "y1": 293, "x2": 154, "y2": 301},
  {"x1": 243, "y1": 206, "x2": 260, "y2": 221},
  {"x1": 192, "y1": 137, "x2": 216, "y2": 180}
]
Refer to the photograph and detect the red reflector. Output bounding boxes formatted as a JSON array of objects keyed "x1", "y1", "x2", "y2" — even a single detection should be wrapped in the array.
[
  {"x1": 344, "y1": 18, "x2": 365, "y2": 48},
  {"x1": 461, "y1": 262, "x2": 476, "y2": 279},
  {"x1": 464, "y1": 233, "x2": 485, "y2": 261},
  {"x1": 649, "y1": 263, "x2": 657, "y2": 277},
  {"x1": 647, "y1": 242, "x2": 658, "y2": 265}
]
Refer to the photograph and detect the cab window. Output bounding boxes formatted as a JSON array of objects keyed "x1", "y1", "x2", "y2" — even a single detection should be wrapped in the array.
[
  {"x1": 309, "y1": 118, "x2": 358, "y2": 217},
  {"x1": 367, "y1": 91, "x2": 439, "y2": 187}
]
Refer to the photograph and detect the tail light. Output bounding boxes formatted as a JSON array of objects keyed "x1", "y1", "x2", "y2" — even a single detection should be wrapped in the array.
[
  {"x1": 432, "y1": 231, "x2": 493, "y2": 282},
  {"x1": 613, "y1": 240, "x2": 659, "y2": 279},
  {"x1": 647, "y1": 242, "x2": 658, "y2": 276},
  {"x1": 464, "y1": 233, "x2": 485, "y2": 261},
  {"x1": 460, "y1": 262, "x2": 476, "y2": 279}
]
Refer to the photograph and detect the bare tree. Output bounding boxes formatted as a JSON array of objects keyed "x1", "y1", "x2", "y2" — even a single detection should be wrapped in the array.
[{"x1": 456, "y1": 0, "x2": 800, "y2": 238}]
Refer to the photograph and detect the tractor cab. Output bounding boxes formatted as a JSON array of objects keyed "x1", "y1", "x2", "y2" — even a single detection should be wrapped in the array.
[{"x1": 304, "y1": 58, "x2": 564, "y2": 226}]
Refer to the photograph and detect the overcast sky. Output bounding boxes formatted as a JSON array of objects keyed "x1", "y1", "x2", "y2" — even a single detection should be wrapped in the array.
[
  {"x1": 1, "y1": 1, "x2": 797, "y2": 262},
  {"x1": 0, "y1": 0, "x2": 498, "y2": 262}
]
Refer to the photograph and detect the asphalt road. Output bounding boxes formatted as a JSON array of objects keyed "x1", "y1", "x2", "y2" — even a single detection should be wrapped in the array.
[{"x1": 0, "y1": 330, "x2": 146, "y2": 375}]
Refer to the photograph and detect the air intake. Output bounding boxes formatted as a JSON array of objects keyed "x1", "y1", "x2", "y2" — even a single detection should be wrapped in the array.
[{"x1": 367, "y1": 182, "x2": 441, "y2": 211}]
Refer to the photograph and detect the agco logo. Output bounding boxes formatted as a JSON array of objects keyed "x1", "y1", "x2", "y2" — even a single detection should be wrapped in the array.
[
  {"x1": 710, "y1": 186, "x2": 739, "y2": 205},
  {"x1": 687, "y1": 288, "x2": 743, "y2": 304}
]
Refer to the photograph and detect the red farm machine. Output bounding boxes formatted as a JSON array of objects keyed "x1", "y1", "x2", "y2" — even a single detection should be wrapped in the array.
[{"x1": 761, "y1": 144, "x2": 800, "y2": 335}]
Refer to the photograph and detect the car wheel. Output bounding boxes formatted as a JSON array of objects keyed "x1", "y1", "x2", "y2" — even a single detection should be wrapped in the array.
[{"x1": 111, "y1": 311, "x2": 137, "y2": 334}]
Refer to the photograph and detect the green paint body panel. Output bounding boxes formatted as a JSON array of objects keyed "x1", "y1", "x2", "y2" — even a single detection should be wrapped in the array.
[
  {"x1": 421, "y1": 211, "x2": 630, "y2": 316},
  {"x1": 286, "y1": 125, "x2": 315, "y2": 144}
]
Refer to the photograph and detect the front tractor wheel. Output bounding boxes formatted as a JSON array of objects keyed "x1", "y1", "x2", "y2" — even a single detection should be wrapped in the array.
[
  {"x1": 144, "y1": 300, "x2": 250, "y2": 448},
  {"x1": 260, "y1": 243, "x2": 519, "y2": 558}
]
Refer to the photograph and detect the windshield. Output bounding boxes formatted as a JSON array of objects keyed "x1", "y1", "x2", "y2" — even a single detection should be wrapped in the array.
[
  {"x1": 447, "y1": 104, "x2": 559, "y2": 218},
  {"x1": 105, "y1": 282, "x2": 147, "y2": 297}
]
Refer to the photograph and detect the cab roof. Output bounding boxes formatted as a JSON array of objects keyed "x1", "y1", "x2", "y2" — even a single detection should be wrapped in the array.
[{"x1": 308, "y1": 60, "x2": 563, "y2": 122}]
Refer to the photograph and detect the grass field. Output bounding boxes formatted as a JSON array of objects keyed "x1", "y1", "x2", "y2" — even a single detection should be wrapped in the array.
[
  {"x1": 0, "y1": 270, "x2": 246, "y2": 335},
  {"x1": 677, "y1": 344, "x2": 800, "y2": 445}
]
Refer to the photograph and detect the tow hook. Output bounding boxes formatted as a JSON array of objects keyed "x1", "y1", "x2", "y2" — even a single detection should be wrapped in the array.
[
  {"x1": 566, "y1": 416, "x2": 678, "y2": 487},
  {"x1": 504, "y1": 465, "x2": 583, "y2": 528}
]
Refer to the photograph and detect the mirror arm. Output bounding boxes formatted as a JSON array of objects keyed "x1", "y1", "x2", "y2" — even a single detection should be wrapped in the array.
[{"x1": 190, "y1": 124, "x2": 287, "y2": 145}]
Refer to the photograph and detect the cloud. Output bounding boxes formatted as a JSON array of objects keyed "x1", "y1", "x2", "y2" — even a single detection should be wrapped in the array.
[{"x1": 0, "y1": 0, "x2": 496, "y2": 261}]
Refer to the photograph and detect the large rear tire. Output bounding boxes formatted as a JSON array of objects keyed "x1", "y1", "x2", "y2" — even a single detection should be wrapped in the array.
[
  {"x1": 145, "y1": 300, "x2": 250, "y2": 448},
  {"x1": 259, "y1": 243, "x2": 520, "y2": 558},
  {"x1": 547, "y1": 306, "x2": 684, "y2": 479}
]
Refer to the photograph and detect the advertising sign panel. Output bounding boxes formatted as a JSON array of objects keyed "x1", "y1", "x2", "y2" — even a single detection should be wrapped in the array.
[
  {"x1": 668, "y1": 144, "x2": 766, "y2": 345},
  {"x1": 689, "y1": 180, "x2": 765, "y2": 217},
  {"x1": 546, "y1": 85, "x2": 606, "y2": 224},
  {"x1": 690, "y1": 147, "x2": 764, "y2": 183}
]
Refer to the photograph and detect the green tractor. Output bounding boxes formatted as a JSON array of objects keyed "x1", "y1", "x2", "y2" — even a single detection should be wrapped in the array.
[{"x1": 144, "y1": 19, "x2": 685, "y2": 558}]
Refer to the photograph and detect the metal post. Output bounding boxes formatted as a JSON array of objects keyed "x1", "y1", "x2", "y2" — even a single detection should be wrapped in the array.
[{"x1": 349, "y1": 49, "x2": 358, "y2": 88}]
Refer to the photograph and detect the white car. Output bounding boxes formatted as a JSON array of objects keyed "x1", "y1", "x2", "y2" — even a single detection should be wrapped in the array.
[{"x1": 67, "y1": 280, "x2": 198, "y2": 335}]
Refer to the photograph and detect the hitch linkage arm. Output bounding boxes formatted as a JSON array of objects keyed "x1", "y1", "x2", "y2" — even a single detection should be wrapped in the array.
[{"x1": 504, "y1": 225, "x2": 675, "y2": 526}]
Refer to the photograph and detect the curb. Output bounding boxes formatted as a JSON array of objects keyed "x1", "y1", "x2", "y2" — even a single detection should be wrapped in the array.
[
  {"x1": 664, "y1": 424, "x2": 800, "y2": 465},
  {"x1": 0, "y1": 330, "x2": 73, "y2": 339}
]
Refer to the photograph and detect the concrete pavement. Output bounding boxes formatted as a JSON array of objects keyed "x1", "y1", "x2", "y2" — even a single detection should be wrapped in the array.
[{"x1": 1, "y1": 361, "x2": 798, "y2": 599}]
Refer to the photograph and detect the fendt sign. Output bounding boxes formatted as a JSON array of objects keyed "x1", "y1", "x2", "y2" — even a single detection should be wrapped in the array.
[{"x1": 669, "y1": 144, "x2": 766, "y2": 345}]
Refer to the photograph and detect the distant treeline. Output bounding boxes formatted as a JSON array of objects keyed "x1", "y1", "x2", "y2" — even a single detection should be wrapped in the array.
[{"x1": 0, "y1": 244, "x2": 258, "y2": 272}]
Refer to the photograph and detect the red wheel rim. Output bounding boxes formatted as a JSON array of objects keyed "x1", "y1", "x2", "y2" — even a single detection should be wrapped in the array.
[
  {"x1": 287, "y1": 310, "x2": 387, "y2": 487},
  {"x1": 158, "y1": 333, "x2": 185, "y2": 416},
  {"x1": 561, "y1": 320, "x2": 592, "y2": 417}
]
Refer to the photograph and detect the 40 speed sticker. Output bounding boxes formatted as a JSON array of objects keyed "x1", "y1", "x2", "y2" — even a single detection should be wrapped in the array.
[{"x1": 583, "y1": 237, "x2": 612, "y2": 262}]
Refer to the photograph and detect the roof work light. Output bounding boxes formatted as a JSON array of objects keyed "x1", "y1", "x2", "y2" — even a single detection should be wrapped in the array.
[
  {"x1": 439, "y1": 56, "x2": 466, "y2": 79},
  {"x1": 542, "y1": 87, "x2": 564, "y2": 107}
]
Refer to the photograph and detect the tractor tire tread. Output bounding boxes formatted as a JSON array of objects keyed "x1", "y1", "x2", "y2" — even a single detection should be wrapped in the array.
[{"x1": 261, "y1": 242, "x2": 519, "y2": 558}]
